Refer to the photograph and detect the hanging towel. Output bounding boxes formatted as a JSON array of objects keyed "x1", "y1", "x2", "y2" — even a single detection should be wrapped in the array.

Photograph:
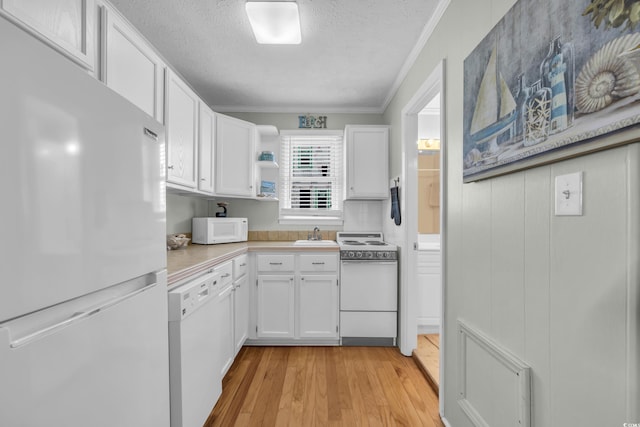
[{"x1": 390, "y1": 185, "x2": 401, "y2": 226}]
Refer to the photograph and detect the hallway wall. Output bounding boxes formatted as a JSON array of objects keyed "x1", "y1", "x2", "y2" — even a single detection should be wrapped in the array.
[{"x1": 383, "y1": 0, "x2": 639, "y2": 425}]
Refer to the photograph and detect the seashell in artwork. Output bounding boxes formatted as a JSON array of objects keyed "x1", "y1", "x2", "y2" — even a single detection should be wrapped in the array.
[{"x1": 575, "y1": 33, "x2": 640, "y2": 114}]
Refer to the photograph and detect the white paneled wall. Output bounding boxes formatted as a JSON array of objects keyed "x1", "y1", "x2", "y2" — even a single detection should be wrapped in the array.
[{"x1": 382, "y1": 0, "x2": 640, "y2": 425}]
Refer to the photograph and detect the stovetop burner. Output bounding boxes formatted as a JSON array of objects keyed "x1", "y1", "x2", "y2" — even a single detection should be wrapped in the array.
[
  {"x1": 342, "y1": 240, "x2": 366, "y2": 245},
  {"x1": 365, "y1": 241, "x2": 387, "y2": 246}
]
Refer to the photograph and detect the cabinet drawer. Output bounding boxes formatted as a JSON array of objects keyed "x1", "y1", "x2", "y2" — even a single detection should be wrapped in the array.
[
  {"x1": 214, "y1": 261, "x2": 233, "y2": 287},
  {"x1": 233, "y1": 254, "x2": 248, "y2": 279},
  {"x1": 257, "y1": 254, "x2": 294, "y2": 272},
  {"x1": 299, "y1": 254, "x2": 338, "y2": 272}
]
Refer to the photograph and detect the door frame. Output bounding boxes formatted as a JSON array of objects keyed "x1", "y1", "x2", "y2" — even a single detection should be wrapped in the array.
[{"x1": 399, "y1": 59, "x2": 446, "y2": 415}]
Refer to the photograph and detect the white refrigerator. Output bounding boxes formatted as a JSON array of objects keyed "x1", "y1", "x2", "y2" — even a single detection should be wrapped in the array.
[{"x1": 0, "y1": 17, "x2": 170, "y2": 427}]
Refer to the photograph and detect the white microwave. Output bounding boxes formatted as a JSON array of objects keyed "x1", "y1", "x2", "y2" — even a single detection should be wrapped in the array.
[{"x1": 192, "y1": 217, "x2": 248, "y2": 244}]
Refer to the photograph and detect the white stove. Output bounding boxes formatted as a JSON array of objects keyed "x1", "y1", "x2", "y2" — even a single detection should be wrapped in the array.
[{"x1": 336, "y1": 232, "x2": 398, "y2": 346}]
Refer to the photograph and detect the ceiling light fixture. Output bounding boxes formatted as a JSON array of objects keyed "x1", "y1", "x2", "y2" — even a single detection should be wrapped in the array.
[{"x1": 245, "y1": 1, "x2": 301, "y2": 44}]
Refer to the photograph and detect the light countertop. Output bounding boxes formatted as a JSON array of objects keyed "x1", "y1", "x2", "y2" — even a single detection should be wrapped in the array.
[{"x1": 167, "y1": 241, "x2": 339, "y2": 286}]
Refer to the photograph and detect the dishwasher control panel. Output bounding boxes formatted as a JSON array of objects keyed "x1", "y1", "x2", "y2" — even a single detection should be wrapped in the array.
[{"x1": 168, "y1": 272, "x2": 219, "y2": 321}]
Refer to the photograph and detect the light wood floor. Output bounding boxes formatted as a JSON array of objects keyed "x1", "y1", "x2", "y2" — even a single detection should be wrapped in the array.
[
  {"x1": 204, "y1": 346, "x2": 444, "y2": 427},
  {"x1": 412, "y1": 334, "x2": 440, "y2": 394}
]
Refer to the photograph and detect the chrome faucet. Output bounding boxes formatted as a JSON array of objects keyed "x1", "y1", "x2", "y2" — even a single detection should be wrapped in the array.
[{"x1": 312, "y1": 226, "x2": 321, "y2": 240}]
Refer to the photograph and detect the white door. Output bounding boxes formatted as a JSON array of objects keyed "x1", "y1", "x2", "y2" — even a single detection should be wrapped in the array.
[
  {"x1": 198, "y1": 103, "x2": 215, "y2": 193},
  {"x1": 166, "y1": 70, "x2": 198, "y2": 188},
  {"x1": 257, "y1": 275, "x2": 295, "y2": 338},
  {"x1": 299, "y1": 275, "x2": 338, "y2": 338},
  {"x1": 346, "y1": 126, "x2": 389, "y2": 199},
  {"x1": 1, "y1": 0, "x2": 95, "y2": 70},
  {"x1": 340, "y1": 262, "x2": 397, "y2": 311},
  {"x1": 233, "y1": 274, "x2": 249, "y2": 354},
  {"x1": 1, "y1": 19, "x2": 166, "y2": 319},
  {"x1": 215, "y1": 113, "x2": 255, "y2": 197},
  {"x1": 215, "y1": 284, "x2": 235, "y2": 377},
  {"x1": 102, "y1": 5, "x2": 165, "y2": 122},
  {"x1": 0, "y1": 276, "x2": 170, "y2": 427}
]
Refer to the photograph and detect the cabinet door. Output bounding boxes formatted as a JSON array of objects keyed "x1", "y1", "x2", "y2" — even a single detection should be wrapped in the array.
[
  {"x1": 198, "y1": 102, "x2": 215, "y2": 193},
  {"x1": 1, "y1": 0, "x2": 95, "y2": 70},
  {"x1": 101, "y1": 5, "x2": 165, "y2": 122},
  {"x1": 233, "y1": 275, "x2": 249, "y2": 354},
  {"x1": 214, "y1": 284, "x2": 235, "y2": 377},
  {"x1": 215, "y1": 114, "x2": 256, "y2": 197},
  {"x1": 166, "y1": 70, "x2": 198, "y2": 188},
  {"x1": 346, "y1": 126, "x2": 389, "y2": 199},
  {"x1": 299, "y1": 275, "x2": 339, "y2": 339},
  {"x1": 256, "y1": 275, "x2": 294, "y2": 338}
]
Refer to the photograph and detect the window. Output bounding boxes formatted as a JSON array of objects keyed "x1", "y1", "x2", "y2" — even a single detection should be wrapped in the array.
[{"x1": 279, "y1": 131, "x2": 343, "y2": 224}]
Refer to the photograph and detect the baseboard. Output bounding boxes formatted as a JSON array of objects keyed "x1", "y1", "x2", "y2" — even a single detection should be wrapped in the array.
[
  {"x1": 441, "y1": 415, "x2": 452, "y2": 427},
  {"x1": 417, "y1": 324, "x2": 440, "y2": 334},
  {"x1": 244, "y1": 338, "x2": 340, "y2": 346}
]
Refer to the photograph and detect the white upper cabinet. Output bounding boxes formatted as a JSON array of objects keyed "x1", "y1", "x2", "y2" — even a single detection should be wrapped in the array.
[
  {"x1": 1, "y1": 0, "x2": 95, "y2": 70},
  {"x1": 345, "y1": 125, "x2": 389, "y2": 200},
  {"x1": 165, "y1": 70, "x2": 198, "y2": 188},
  {"x1": 197, "y1": 103, "x2": 215, "y2": 194},
  {"x1": 100, "y1": 4, "x2": 165, "y2": 122},
  {"x1": 215, "y1": 114, "x2": 256, "y2": 197}
]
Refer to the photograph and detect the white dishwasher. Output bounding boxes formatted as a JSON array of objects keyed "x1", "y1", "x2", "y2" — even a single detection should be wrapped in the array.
[{"x1": 168, "y1": 271, "x2": 221, "y2": 427}]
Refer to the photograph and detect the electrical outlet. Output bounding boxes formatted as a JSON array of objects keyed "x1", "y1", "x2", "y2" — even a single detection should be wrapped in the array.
[{"x1": 555, "y1": 172, "x2": 582, "y2": 216}]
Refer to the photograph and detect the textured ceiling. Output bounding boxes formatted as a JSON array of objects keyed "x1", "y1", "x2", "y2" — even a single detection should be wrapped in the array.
[{"x1": 108, "y1": 0, "x2": 443, "y2": 113}]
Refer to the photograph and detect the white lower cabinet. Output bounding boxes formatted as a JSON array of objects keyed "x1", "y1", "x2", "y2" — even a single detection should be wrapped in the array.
[
  {"x1": 256, "y1": 275, "x2": 295, "y2": 338},
  {"x1": 253, "y1": 252, "x2": 339, "y2": 343},
  {"x1": 298, "y1": 274, "x2": 338, "y2": 339},
  {"x1": 233, "y1": 254, "x2": 249, "y2": 355},
  {"x1": 213, "y1": 261, "x2": 234, "y2": 378}
]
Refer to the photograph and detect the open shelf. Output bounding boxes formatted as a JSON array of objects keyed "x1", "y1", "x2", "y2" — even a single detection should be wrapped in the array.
[
  {"x1": 254, "y1": 195, "x2": 278, "y2": 201},
  {"x1": 257, "y1": 160, "x2": 279, "y2": 168}
]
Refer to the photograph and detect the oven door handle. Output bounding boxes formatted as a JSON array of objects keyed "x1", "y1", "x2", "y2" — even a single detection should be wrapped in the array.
[{"x1": 340, "y1": 261, "x2": 397, "y2": 265}]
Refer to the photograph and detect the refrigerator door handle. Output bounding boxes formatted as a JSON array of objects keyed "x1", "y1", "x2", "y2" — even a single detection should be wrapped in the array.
[{"x1": 0, "y1": 273, "x2": 158, "y2": 349}]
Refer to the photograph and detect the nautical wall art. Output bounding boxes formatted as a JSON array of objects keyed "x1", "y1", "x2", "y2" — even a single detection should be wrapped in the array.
[{"x1": 463, "y1": 0, "x2": 640, "y2": 182}]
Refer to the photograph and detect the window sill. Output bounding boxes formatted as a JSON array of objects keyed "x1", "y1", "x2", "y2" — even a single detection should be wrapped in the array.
[{"x1": 278, "y1": 216, "x2": 344, "y2": 226}]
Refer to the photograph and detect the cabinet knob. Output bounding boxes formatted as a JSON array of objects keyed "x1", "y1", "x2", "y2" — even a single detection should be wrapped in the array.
[
  {"x1": 201, "y1": 178, "x2": 206, "y2": 181},
  {"x1": 167, "y1": 165, "x2": 174, "y2": 170},
  {"x1": 350, "y1": 186, "x2": 354, "y2": 190}
]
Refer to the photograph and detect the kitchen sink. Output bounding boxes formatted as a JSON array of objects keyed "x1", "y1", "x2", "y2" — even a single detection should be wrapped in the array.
[{"x1": 293, "y1": 240, "x2": 338, "y2": 246}]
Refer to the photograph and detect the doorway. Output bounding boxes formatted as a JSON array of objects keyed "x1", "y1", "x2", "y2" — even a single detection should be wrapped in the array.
[
  {"x1": 399, "y1": 60, "x2": 445, "y2": 416},
  {"x1": 413, "y1": 93, "x2": 442, "y2": 394}
]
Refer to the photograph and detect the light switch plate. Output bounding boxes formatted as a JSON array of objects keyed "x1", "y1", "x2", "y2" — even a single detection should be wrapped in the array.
[{"x1": 555, "y1": 172, "x2": 583, "y2": 216}]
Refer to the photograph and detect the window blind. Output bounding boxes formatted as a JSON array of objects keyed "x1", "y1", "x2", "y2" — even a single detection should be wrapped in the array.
[{"x1": 280, "y1": 133, "x2": 343, "y2": 219}]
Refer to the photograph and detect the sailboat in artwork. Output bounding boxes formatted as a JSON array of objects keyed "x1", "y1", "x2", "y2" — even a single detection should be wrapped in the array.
[{"x1": 470, "y1": 47, "x2": 517, "y2": 153}]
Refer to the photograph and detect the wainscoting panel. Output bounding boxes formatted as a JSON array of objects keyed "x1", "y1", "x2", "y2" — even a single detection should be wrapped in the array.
[{"x1": 457, "y1": 320, "x2": 531, "y2": 427}]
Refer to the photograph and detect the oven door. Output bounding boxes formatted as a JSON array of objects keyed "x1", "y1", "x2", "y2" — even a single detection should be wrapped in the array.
[{"x1": 340, "y1": 261, "x2": 397, "y2": 311}]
